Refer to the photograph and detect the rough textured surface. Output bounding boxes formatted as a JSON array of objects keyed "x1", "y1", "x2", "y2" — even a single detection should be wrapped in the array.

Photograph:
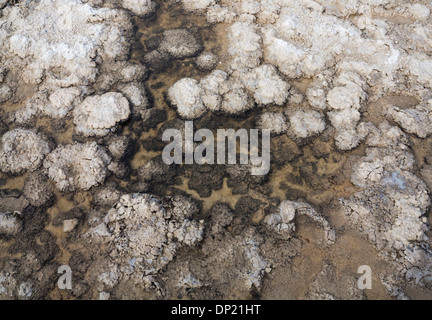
[
  {"x1": 43, "y1": 142, "x2": 111, "y2": 192},
  {"x1": 1, "y1": 0, "x2": 432, "y2": 301},
  {"x1": 289, "y1": 111, "x2": 326, "y2": 139},
  {"x1": 387, "y1": 100, "x2": 432, "y2": 138},
  {"x1": 0, "y1": 212, "x2": 22, "y2": 236},
  {"x1": 257, "y1": 112, "x2": 288, "y2": 135},
  {"x1": 159, "y1": 28, "x2": 203, "y2": 59},
  {"x1": 73, "y1": 93, "x2": 131, "y2": 137},
  {"x1": 168, "y1": 78, "x2": 206, "y2": 119},
  {"x1": 265, "y1": 200, "x2": 335, "y2": 245},
  {"x1": 243, "y1": 64, "x2": 290, "y2": 106},
  {"x1": 85, "y1": 193, "x2": 204, "y2": 295},
  {"x1": 122, "y1": 0, "x2": 156, "y2": 16},
  {"x1": 0, "y1": 129, "x2": 50, "y2": 174},
  {"x1": 22, "y1": 172, "x2": 54, "y2": 207},
  {"x1": 196, "y1": 51, "x2": 218, "y2": 70},
  {"x1": 339, "y1": 123, "x2": 432, "y2": 289}
]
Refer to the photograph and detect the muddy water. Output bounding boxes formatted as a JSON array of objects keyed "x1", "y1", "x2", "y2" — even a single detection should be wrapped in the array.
[
  {"x1": 127, "y1": 1, "x2": 393, "y2": 300},
  {"x1": 130, "y1": 1, "x2": 360, "y2": 207}
]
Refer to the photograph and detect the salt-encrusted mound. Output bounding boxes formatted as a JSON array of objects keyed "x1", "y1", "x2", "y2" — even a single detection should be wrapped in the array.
[
  {"x1": 121, "y1": 0, "x2": 156, "y2": 16},
  {"x1": 289, "y1": 110, "x2": 326, "y2": 139},
  {"x1": 181, "y1": 0, "x2": 216, "y2": 11},
  {"x1": 159, "y1": 28, "x2": 203, "y2": 59},
  {"x1": 45, "y1": 87, "x2": 82, "y2": 119},
  {"x1": 87, "y1": 193, "x2": 204, "y2": 295},
  {"x1": 196, "y1": 52, "x2": 218, "y2": 70},
  {"x1": 227, "y1": 21, "x2": 262, "y2": 71},
  {"x1": 257, "y1": 112, "x2": 288, "y2": 135},
  {"x1": 1, "y1": 0, "x2": 132, "y2": 87},
  {"x1": 43, "y1": 142, "x2": 111, "y2": 192},
  {"x1": 0, "y1": 212, "x2": 22, "y2": 236},
  {"x1": 0, "y1": 0, "x2": 136, "y2": 124},
  {"x1": 73, "y1": 93, "x2": 130, "y2": 137},
  {"x1": 340, "y1": 122, "x2": 432, "y2": 288},
  {"x1": 387, "y1": 100, "x2": 432, "y2": 139},
  {"x1": 22, "y1": 172, "x2": 54, "y2": 207},
  {"x1": 199, "y1": 70, "x2": 228, "y2": 112},
  {"x1": 0, "y1": 129, "x2": 50, "y2": 174},
  {"x1": 167, "y1": 78, "x2": 206, "y2": 119},
  {"x1": 243, "y1": 64, "x2": 290, "y2": 106},
  {"x1": 265, "y1": 200, "x2": 335, "y2": 245}
]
